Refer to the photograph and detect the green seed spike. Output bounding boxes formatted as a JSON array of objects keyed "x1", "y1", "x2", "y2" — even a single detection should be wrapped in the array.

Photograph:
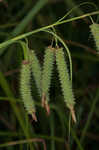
[
  {"x1": 90, "y1": 23, "x2": 99, "y2": 53},
  {"x1": 55, "y1": 47, "x2": 76, "y2": 123},
  {"x1": 20, "y1": 60, "x2": 37, "y2": 121},
  {"x1": 29, "y1": 50, "x2": 42, "y2": 96},
  {"x1": 42, "y1": 46, "x2": 55, "y2": 114}
]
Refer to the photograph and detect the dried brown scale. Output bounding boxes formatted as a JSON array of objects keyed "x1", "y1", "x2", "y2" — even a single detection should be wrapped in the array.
[
  {"x1": 22, "y1": 60, "x2": 30, "y2": 65},
  {"x1": 42, "y1": 93, "x2": 50, "y2": 115},
  {"x1": 32, "y1": 112, "x2": 37, "y2": 122},
  {"x1": 69, "y1": 105, "x2": 76, "y2": 123}
]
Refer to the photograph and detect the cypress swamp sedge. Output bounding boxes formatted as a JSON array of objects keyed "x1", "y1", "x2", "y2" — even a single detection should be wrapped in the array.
[
  {"x1": 41, "y1": 46, "x2": 55, "y2": 115},
  {"x1": 55, "y1": 47, "x2": 76, "y2": 123},
  {"x1": 90, "y1": 23, "x2": 99, "y2": 53},
  {"x1": 20, "y1": 60, "x2": 37, "y2": 122},
  {"x1": 18, "y1": 7, "x2": 99, "y2": 124}
]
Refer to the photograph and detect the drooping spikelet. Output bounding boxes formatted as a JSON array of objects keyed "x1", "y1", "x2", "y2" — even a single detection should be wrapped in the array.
[
  {"x1": 20, "y1": 60, "x2": 37, "y2": 121},
  {"x1": 55, "y1": 47, "x2": 76, "y2": 122},
  {"x1": 90, "y1": 23, "x2": 99, "y2": 52},
  {"x1": 41, "y1": 46, "x2": 55, "y2": 114},
  {"x1": 29, "y1": 50, "x2": 42, "y2": 96}
]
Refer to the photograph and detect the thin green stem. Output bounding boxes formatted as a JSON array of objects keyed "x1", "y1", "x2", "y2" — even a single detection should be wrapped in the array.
[
  {"x1": 56, "y1": 2, "x2": 97, "y2": 23},
  {"x1": 0, "y1": 10, "x2": 98, "y2": 52},
  {"x1": 18, "y1": 41, "x2": 29, "y2": 60}
]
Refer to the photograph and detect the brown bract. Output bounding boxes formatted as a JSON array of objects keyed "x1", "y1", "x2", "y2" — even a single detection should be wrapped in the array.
[
  {"x1": 42, "y1": 93, "x2": 50, "y2": 115},
  {"x1": 69, "y1": 105, "x2": 76, "y2": 123},
  {"x1": 22, "y1": 60, "x2": 30, "y2": 65},
  {"x1": 31, "y1": 112, "x2": 37, "y2": 122}
]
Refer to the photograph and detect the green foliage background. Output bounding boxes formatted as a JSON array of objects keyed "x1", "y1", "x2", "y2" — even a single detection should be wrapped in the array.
[{"x1": 0, "y1": 0, "x2": 99, "y2": 150}]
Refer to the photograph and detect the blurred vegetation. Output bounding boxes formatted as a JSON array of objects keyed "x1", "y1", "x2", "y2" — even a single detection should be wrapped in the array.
[{"x1": 0, "y1": 0, "x2": 99, "y2": 150}]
